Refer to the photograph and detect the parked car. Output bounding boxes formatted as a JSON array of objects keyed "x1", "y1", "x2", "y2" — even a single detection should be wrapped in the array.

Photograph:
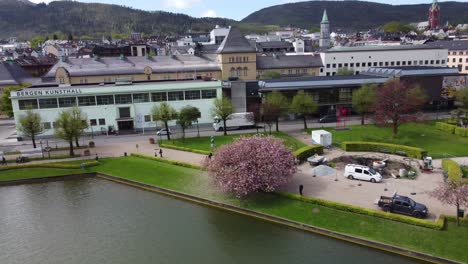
[
  {"x1": 376, "y1": 193, "x2": 428, "y2": 218},
  {"x1": 318, "y1": 115, "x2": 337, "y2": 123},
  {"x1": 156, "y1": 128, "x2": 171, "y2": 136},
  {"x1": 344, "y1": 164, "x2": 382, "y2": 183}
]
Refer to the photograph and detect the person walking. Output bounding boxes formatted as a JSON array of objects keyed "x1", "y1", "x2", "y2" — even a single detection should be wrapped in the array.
[
  {"x1": 159, "y1": 148, "x2": 163, "y2": 158},
  {"x1": 299, "y1": 184, "x2": 304, "y2": 196},
  {"x1": 1, "y1": 156, "x2": 6, "y2": 166},
  {"x1": 208, "y1": 152, "x2": 213, "y2": 159}
]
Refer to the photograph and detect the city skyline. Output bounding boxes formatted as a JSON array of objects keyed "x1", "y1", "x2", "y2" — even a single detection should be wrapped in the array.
[{"x1": 26, "y1": 0, "x2": 462, "y2": 21}]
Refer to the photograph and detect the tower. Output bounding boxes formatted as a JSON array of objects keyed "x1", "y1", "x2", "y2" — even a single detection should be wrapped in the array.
[
  {"x1": 428, "y1": 0, "x2": 440, "y2": 30},
  {"x1": 319, "y1": 9, "x2": 330, "y2": 49}
]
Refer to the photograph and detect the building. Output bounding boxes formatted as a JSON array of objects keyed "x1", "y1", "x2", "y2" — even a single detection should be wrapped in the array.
[
  {"x1": 0, "y1": 61, "x2": 38, "y2": 94},
  {"x1": 15, "y1": 55, "x2": 57, "y2": 77},
  {"x1": 319, "y1": 45, "x2": 448, "y2": 76},
  {"x1": 428, "y1": 0, "x2": 441, "y2": 30},
  {"x1": 210, "y1": 26, "x2": 230, "y2": 44},
  {"x1": 10, "y1": 80, "x2": 222, "y2": 137},
  {"x1": 426, "y1": 40, "x2": 468, "y2": 74},
  {"x1": 256, "y1": 54, "x2": 322, "y2": 78},
  {"x1": 319, "y1": 10, "x2": 331, "y2": 49},
  {"x1": 255, "y1": 41, "x2": 294, "y2": 53}
]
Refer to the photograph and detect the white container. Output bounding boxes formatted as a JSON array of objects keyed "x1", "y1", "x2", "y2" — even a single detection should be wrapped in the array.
[
  {"x1": 311, "y1": 130, "x2": 332, "y2": 147},
  {"x1": 399, "y1": 168, "x2": 407, "y2": 177}
]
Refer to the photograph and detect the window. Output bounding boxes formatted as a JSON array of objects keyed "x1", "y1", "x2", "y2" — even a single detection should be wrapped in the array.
[
  {"x1": 385, "y1": 62, "x2": 389, "y2": 66},
  {"x1": 144, "y1": 115, "x2": 151, "y2": 122},
  {"x1": 459, "y1": 51, "x2": 463, "y2": 55},
  {"x1": 459, "y1": 58, "x2": 463, "y2": 63},
  {"x1": 395, "y1": 201, "x2": 402, "y2": 206},
  {"x1": 356, "y1": 63, "x2": 360, "y2": 67},
  {"x1": 344, "y1": 63, "x2": 348, "y2": 67},
  {"x1": 326, "y1": 72, "x2": 330, "y2": 76},
  {"x1": 402, "y1": 202, "x2": 410, "y2": 207},
  {"x1": 355, "y1": 168, "x2": 362, "y2": 173},
  {"x1": 436, "y1": 60, "x2": 440, "y2": 64},
  {"x1": 364, "y1": 170, "x2": 369, "y2": 175},
  {"x1": 185, "y1": 90, "x2": 201, "y2": 100},
  {"x1": 391, "y1": 61, "x2": 395, "y2": 66},
  {"x1": 373, "y1": 62, "x2": 377, "y2": 66},
  {"x1": 90, "y1": 119, "x2": 97, "y2": 126},
  {"x1": 430, "y1": 60, "x2": 434, "y2": 64},
  {"x1": 243, "y1": 67, "x2": 248, "y2": 77},
  {"x1": 338, "y1": 63, "x2": 342, "y2": 68},
  {"x1": 42, "y1": 122, "x2": 51, "y2": 129},
  {"x1": 367, "y1": 62, "x2": 372, "y2": 67},
  {"x1": 78, "y1": 96, "x2": 96, "y2": 106},
  {"x1": 151, "y1": 92, "x2": 167, "y2": 102},
  {"x1": 114, "y1": 94, "x2": 132, "y2": 104},
  {"x1": 96, "y1": 95, "x2": 114, "y2": 105},
  {"x1": 202, "y1": 89, "x2": 217, "y2": 99},
  {"x1": 326, "y1": 64, "x2": 330, "y2": 68},
  {"x1": 402, "y1": 61, "x2": 406, "y2": 66},
  {"x1": 132, "y1": 93, "x2": 150, "y2": 103},
  {"x1": 408, "y1": 61, "x2": 412, "y2": 65},
  {"x1": 320, "y1": 68, "x2": 324, "y2": 73},
  {"x1": 168, "y1": 91, "x2": 184, "y2": 101},
  {"x1": 378, "y1": 62, "x2": 383, "y2": 66},
  {"x1": 236, "y1": 67, "x2": 242, "y2": 77},
  {"x1": 396, "y1": 61, "x2": 400, "y2": 66},
  {"x1": 424, "y1": 60, "x2": 429, "y2": 65},
  {"x1": 99, "y1": 118, "x2": 106, "y2": 125},
  {"x1": 39, "y1": 98, "x2": 58, "y2": 109},
  {"x1": 58, "y1": 97, "x2": 76, "y2": 108},
  {"x1": 350, "y1": 63, "x2": 354, "y2": 67},
  {"x1": 18, "y1": 99, "x2": 37, "y2": 110},
  {"x1": 303, "y1": 69, "x2": 307, "y2": 73},
  {"x1": 332, "y1": 63, "x2": 336, "y2": 68},
  {"x1": 230, "y1": 67, "x2": 236, "y2": 77}
]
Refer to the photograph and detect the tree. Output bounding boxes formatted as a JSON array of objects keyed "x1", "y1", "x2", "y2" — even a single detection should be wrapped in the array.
[
  {"x1": 17, "y1": 109, "x2": 44, "y2": 149},
  {"x1": 262, "y1": 101, "x2": 277, "y2": 134},
  {"x1": 54, "y1": 110, "x2": 76, "y2": 156},
  {"x1": 290, "y1": 90, "x2": 318, "y2": 130},
  {"x1": 259, "y1": 70, "x2": 281, "y2": 80},
  {"x1": 152, "y1": 102, "x2": 178, "y2": 140},
  {"x1": 374, "y1": 80, "x2": 427, "y2": 137},
  {"x1": 430, "y1": 181, "x2": 468, "y2": 226},
  {"x1": 456, "y1": 87, "x2": 468, "y2": 109},
  {"x1": 70, "y1": 107, "x2": 88, "y2": 147},
  {"x1": 336, "y1": 67, "x2": 354, "y2": 75},
  {"x1": 0, "y1": 83, "x2": 30, "y2": 117},
  {"x1": 67, "y1": 33, "x2": 73, "y2": 41},
  {"x1": 309, "y1": 26, "x2": 320, "y2": 33},
  {"x1": 205, "y1": 135, "x2": 297, "y2": 198},
  {"x1": 30, "y1": 36, "x2": 45, "y2": 48},
  {"x1": 352, "y1": 83, "x2": 377, "y2": 125},
  {"x1": 264, "y1": 91, "x2": 289, "y2": 132},
  {"x1": 53, "y1": 33, "x2": 58, "y2": 40},
  {"x1": 248, "y1": 103, "x2": 262, "y2": 134},
  {"x1": 211, "y1": 96, "x2": 234, "y2": 136},
  {"x1": 381, "y1": 21, "x2": 415, "y2": 33},
  {"x1": 177, "y1": 106, "x2": 201, "y2": 141}
]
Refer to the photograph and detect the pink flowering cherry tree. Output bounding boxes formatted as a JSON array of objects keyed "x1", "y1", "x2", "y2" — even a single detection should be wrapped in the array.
[
  {"x1": 205, "y1": 135, "x2": 297, "y2": 198},
  {"x1": 430, "y1": 181, "x2": 468, "y2": 226}
]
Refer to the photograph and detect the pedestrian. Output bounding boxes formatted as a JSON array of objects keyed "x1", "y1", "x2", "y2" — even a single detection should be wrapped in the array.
[
  {"x1": 299, "y1": 184, "x2": 304, "y2": 196},
  {"x1": 1, "y1": 156, "x2": 6, "y2": 166},
  {"x1": 208, "y1": 152, "x2": 213, "y2": 159},
  {"x1": 159, "y1": 148, "x2": 163, "y2": 158},
  {"x1": 95, "y1": 154, "x2": 99, "y2": 161}
]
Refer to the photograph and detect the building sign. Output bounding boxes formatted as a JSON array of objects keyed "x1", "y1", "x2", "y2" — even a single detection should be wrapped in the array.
[{"x1": 14, "y1": 89, "x2": 83, "y2": 97}]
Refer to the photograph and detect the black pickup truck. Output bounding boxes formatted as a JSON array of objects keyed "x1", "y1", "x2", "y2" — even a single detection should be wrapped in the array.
[{"x1": 376, "y1": 194, "x2": 428, "y2": 218}]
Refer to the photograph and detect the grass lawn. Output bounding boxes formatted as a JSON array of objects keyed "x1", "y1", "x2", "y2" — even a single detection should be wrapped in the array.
[
  {"x1": 161, "y1": 131, "x2": 307, "y2": 152},
  {"x1": 1, "y1": 157, "x2": 467, "y2": 262},
  {"x1": 306, "y1": 122, "x2": 468, "y2": 158}
]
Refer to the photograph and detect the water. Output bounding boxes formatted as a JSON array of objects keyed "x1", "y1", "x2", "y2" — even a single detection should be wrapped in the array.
[{"x1": 0, "y1": 178, "x2": 422, "y2": 264}]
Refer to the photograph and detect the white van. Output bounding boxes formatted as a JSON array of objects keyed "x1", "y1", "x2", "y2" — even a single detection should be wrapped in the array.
[
  {"x1": 213, "y1": 112, "x2": 254, "y2": 131},
  {"x1": 344, "y1": 164, "x2": 382, "y2": 183}
]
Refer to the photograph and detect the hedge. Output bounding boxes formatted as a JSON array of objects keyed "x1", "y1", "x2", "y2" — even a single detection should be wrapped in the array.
[
  {"x1": 435, "y1": 122, "x2": 457, "y2": 134},
  {"x1": 276, "y1": 191, "x2": 444, "y2": 230},
  {"x1": 159, "y1": 143, "x2": 211, "y2": 155},
  {"x1": 441, "y1": 159, "x2": 466, "y2": 182},
  {"x1": 0, "y1": 161, "x2": 100, "y2": 171},
  {"x1": 454, "y1": 127, "x2": 468, "y2": 137},
  {"x1": 293, "y1": 145, "x2": 324, "y2": 162},
  {"x1": 341, "y1": 141, "x2": 427, "y2": 159},
  {"x1": 130, "y1": 153, "x2": 202, "y2": 170}
]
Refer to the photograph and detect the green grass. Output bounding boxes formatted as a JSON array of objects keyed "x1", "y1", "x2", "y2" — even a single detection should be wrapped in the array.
[
  {"x1": 0, "y1": 160, "x2": 88, "y2": 181},
  {"x1": 306, "y1": 122, "x2": 468, "y2": 158},
  {"x1": 1, "y1": 157, "x2": 467, "y2": 262},
  {"x1": 161, "y1": 131, "x2": 307, "y2": 152}
]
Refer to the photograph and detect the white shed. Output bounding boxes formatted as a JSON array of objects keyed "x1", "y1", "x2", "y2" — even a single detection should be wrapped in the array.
[{"x1": 311, "y1": 130, "x2": 332, "y2": 147}]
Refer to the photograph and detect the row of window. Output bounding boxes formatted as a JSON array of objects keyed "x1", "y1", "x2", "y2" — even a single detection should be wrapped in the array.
[
  {"x1": 450, "y1": 58, "x2": 468, "y2": 63},
  {"x1": 449, "y1": 51, "x2": 468, "y2": 55},
  {"x1": 228, "y1": 56, "x2": 249, "y2": 63},
  {"x1": 325, "y1": 59, "x2": 445, "y2": 69},
  {"x1": 42, "y1": 118, "x2": 106, "y2": 130},
  {"x1": 18, "y1": 89, "x2": 217, "y2": 110},
  {"x1": 230, "y1": 67, "x2": 249, "y2": 78}
]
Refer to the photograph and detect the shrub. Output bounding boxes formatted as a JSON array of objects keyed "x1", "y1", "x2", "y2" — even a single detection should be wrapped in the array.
[
  {"x1": 293, "y1": 145, "x2": 324, "y2": 162},
  {"x1": 159, "y1": 143, "x2": 210, "y2": 155},
  {"x1": 276, "y1": 191, "x2": 444, "y2": 230},
  {"x1": 341, "y1": 141, "x2": 427, "y2": 159},
  {"x1": 435, "y1": 122, "x2": 457, "y2": 134},
  {"x1": 441, "y1": 159, "x2": 465, "y2": 182},
  {"x1": 0, "y1": 161, "x2": 100, "y2": 171},
  {"x1": 130, "y1": 153, "x2": 202, "y2": 170},
  {"x1": 454, "y1": 127, "x2": 468, "y2": 137}
]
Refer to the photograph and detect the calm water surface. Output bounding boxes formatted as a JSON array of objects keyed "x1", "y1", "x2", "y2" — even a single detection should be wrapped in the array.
[{"x1": 0, "y1": 178, "x2": 422, "y2": 264}]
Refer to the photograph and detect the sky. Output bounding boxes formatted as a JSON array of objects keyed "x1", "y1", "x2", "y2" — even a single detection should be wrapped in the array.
[{"x1": 27, "y1": 0, "x2": 464, "y2": 21}]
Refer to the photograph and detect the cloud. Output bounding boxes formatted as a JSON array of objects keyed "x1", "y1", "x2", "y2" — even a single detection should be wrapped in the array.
[
  {"x1": 201, "y1": 9, "x2": 217, "y2": 17},
  {"x1": 163, "y1": 0, "x2": 201, "y2": 9}
]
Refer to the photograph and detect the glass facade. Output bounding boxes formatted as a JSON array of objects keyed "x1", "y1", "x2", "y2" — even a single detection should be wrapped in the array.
[
  {"x1": 115, "y1": 94, "x2": 132, "y2": 104},
  {"x1": 96, "y1": 95, "x2": 114, "y2": 105},
  {"x1": 58, "y1": 97, "x2": 77, "y2": 108},
  {"x1": 78, "y1": 96, "x2": 96, "y2": 106}
]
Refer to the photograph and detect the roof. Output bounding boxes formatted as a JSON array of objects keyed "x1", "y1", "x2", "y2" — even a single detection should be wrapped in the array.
[
  {"x1": 216, "y1": 27, "x2": 256, "y2": 54},
  {"x1": 44, "y1": 55, "x2": 221, "y2": 78},
  {"x1": 324, "y1": 45, "x2": 445, "y2": 53},
  {"x1": 322, "y1": 9, "x2": 329, "y2": 23},
  {"x1": 0, "y1": 61, "x2": 38, "y2": 87},
  {"x1": 256, "y1": 41, "x2": 294, "y2": 49},
  {"x1": 425, "y1": 40, "x2": 468, "y2": 51},
  {"x1": 256, "y1": 54, "x2": 323, "y2": 70},
  {"x1": 258, "y1": 75, "x2": 388, "y2": 91},
  {"x1": 363, "y1": 66, "x2": 460, "y2": 77}
]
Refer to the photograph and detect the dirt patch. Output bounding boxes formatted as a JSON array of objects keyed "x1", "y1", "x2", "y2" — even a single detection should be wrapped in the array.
[{"x1": 329, "y1": 155, "x2": 417, "y2": 179}]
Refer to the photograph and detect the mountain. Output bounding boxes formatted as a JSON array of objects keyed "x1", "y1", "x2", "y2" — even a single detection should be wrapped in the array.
[
  {"x1": 242, "y1": 1, "x2": 468, "y2": 31},
  {"x1": 0, "y1": 0, "x2": 234, "y2": 39}
]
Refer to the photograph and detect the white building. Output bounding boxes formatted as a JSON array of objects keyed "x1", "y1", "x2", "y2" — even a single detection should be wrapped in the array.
[
  {"x1": 319, "y1": 45, "x2": 448, "y2": 76},
  {"x1": 10, "y1": 80, "x2": 222, "y2": 137},
  {"x1": 210, "y1": 25, "x2": 230, "y2": 44}
]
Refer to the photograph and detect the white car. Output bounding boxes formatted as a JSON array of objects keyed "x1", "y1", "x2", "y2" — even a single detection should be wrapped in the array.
[
  {"x1": 156, "y1": 128, "x2": 171, "y2": 136},
  {"x1": 344, "y1": 164, "x2": 382, "y2": 183}
]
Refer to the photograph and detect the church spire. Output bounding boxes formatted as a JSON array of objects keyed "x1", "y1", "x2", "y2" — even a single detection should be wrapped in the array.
[
  {"x1": 321, "y1": 9, "x2": 329, "y2": 23},
  {"x1": 432, "y1": 0, "x2": 438, "y2": 8}
]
